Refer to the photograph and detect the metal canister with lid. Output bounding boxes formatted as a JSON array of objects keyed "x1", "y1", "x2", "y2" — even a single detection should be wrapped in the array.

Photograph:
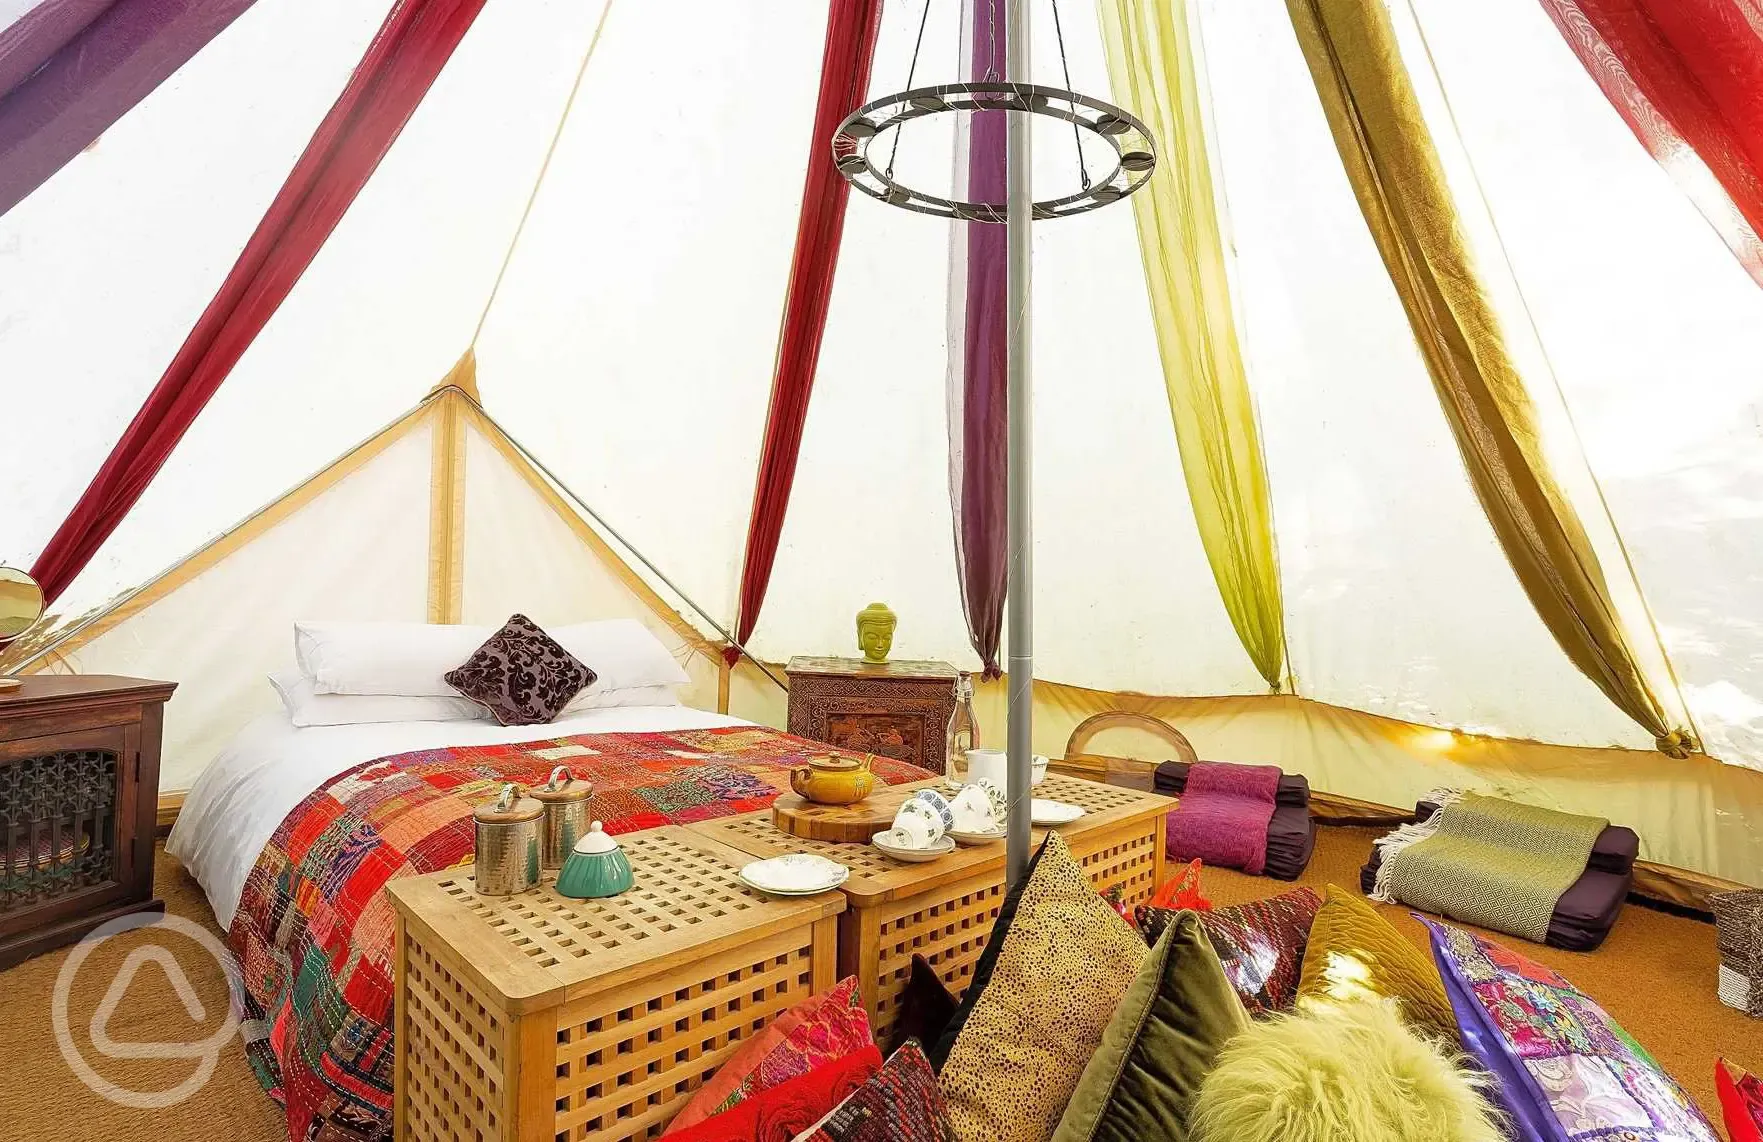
[
  {"x1": 471, "y1": 783, "x2": 543, "y2": 896},
  {"x1": 529, "y1": 765, "x2": 595, "y2": 870}
]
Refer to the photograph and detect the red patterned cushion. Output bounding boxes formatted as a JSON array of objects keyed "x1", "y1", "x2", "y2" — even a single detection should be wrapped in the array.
[
  {"x1": 443, "y1": 614, "x2": 594, "y2": 725},
  {"x1": 664, "y1": 991, "x2": 823, "y2": 1134},
  {"x1": 706, "y1": 977, "x2": 873, "y2": 1119},
  {"x1": 663, "y1": 1045, "x2": 883, "y2": 1142},
  {"x1": 1720, "y1": 1059, "x2": 1763, "y2": 1142},
  {"x1": 795, "y1": 1042, "x2": 953, "y2": 1142}
]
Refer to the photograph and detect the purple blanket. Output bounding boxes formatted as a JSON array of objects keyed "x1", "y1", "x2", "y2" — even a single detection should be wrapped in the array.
[{"x1": 1165, "y1": 761, "x2": 1282, "y2": 875}]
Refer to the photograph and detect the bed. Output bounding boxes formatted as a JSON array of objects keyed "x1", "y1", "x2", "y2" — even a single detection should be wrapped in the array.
[{"x1": 167, "y1": 704, "x2": 932, "y2": 1141}]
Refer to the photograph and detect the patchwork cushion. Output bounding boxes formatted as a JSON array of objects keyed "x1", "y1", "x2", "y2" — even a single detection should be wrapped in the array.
[
  {"x1": 1187, "y1": 998, "x2": 1505, "y2": 1142},
  {"x1": 1296, "y1": 885, "x2": 1457, "y2": 1044},
  {"x1": 1424, "y1": 918, "x2": 1719, "y2": 1142},
  {"x1": 796, "y1": 1042, "x2": 953, "y2": 1142},
  {"x1": 662, "y1": 1044, "x2": 882, "y2": 1141},
  {"x1": 886, "y1": 954, "x2": 958, "y2": 1056},
  {"x1": 443, "y1": 613, "x2": 595, "y2": 725},
  {"x1": 935, "y1": 832, "x2": 1148, "y2": 1142},
  {"x1": 1717, "y1": 1059, "x2": 1763, "y2": 1142},
  {"x1": 1051, "y1": 912, "x2": 1249, "y2": 1142}
]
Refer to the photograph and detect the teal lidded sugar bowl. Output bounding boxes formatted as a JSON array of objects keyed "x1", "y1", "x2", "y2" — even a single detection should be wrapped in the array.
[{"x1": 554, "y1": 820, "x2": 634, "y2": 899}]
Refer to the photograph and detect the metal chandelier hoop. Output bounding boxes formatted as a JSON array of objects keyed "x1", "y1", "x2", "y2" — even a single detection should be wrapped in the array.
[{"x1": 832, "y1": 81, "x2": 1156, "y2": 222}]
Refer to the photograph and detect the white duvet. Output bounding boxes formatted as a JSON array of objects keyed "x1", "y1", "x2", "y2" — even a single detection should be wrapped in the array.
[{"x1": 165, "y1": 705, "x2": 750, "y2": 929}]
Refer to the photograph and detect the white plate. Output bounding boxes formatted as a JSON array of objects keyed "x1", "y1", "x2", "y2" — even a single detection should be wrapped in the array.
[
  {"x1": 872, "y1": 831, "x2": 956, "y2": 862},
  {"x1": 737, "y1": 853, "x2": 850, "y2": 896},
  {"x1": 947, "y1": 827, "x2": 1006, "y2": 846},
  {"x1": 1031, "y1": 799, "x2": 1085, "y2": 826}
]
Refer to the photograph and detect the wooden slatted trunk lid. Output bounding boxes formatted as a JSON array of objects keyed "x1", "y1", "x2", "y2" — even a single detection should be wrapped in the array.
[
  {"x1": 387, "y1": 826, "x2": 843, "y2": 1142},
  {"x1": 690, "y1": 774, "x2": 1173, "y2": 1047}
]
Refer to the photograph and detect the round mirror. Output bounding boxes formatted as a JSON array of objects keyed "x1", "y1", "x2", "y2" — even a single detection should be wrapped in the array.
[{"x1": 0, "y1": 566, "x2": 45, "y2": 645}]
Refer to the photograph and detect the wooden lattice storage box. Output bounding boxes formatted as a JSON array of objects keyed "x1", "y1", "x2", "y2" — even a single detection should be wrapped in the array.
[
  {"x1": 691, "y1": 774, "x2": 1173, "y2": 1047},
  {"x1": 386, "y1": 826, "x2": 844, "y2": 1142}
]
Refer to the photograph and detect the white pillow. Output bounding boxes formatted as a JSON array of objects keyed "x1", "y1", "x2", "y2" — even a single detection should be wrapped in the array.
[
  {"x1": 270, "y1": 671, "x2": 489, "y2": 728},
  {"x1": 562, "y1": 682, "x2": 683, "y2": 715},
  {"x1": 294, "y1": 617, "x2": 692, "y2": 697}
]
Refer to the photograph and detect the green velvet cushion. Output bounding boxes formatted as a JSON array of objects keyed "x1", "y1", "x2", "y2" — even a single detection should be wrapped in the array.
[{"x1": 1051, "y1": 911, "x2": 1249, "y2": 1142}]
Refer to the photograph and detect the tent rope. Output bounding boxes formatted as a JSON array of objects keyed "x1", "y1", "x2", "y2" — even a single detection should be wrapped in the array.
[{"x1": 468, "y1": 0, "x2": 617, "y2": 347}]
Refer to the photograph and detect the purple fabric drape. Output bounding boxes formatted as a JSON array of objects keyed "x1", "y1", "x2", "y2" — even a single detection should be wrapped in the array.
[
  {"x1": 0, "y1": 0, "x2": 257, "y2": 218},
  {"x1": 947, "y1": 0, "x2": 1008, "y2": 679}
]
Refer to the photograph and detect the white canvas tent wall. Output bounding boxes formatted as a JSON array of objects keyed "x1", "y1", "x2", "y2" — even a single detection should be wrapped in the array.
[{"x1": 2, "y1": 0, "x2": 1760, "y2": 894}]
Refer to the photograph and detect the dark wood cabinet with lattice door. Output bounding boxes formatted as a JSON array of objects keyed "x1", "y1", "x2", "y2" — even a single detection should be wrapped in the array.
[
  {"x1": 786, "y1": 657, "x2": 959, "y2": 774},
  {"x1": 0, "y1": 675, "x2": 176, "y2": 969}
]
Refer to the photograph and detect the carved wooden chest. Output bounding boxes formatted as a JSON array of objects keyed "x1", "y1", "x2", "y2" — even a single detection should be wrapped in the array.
[
  {"x1": 785, "y1": 656, "x2": 959, "y2": 774},
  {"x1": 0, "y1": 674, "x2": 176, "y2": 968}
]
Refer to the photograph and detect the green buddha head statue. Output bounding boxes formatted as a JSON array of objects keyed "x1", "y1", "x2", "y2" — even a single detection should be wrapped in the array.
[{"x1": 855, "y1": 602, "x2": 897, "y2": 663}]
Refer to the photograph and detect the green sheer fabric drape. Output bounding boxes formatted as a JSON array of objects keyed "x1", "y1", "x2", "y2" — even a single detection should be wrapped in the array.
[
  {"x1": 1099, "y1": 0, "x2": 1288, "y2": 690},
  {"x1": 1284, "y1": 0, "x2": 1694, "y2": 756}
]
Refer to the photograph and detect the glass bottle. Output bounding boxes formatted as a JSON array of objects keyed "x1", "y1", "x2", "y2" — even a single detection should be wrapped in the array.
[{"x1": 945, "y1": 672, "x2": 979, "y2": 784}]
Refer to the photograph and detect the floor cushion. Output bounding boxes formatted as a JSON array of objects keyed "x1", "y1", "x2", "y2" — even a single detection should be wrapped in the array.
[
  {"x1": 662, "y1": 1044, "x2": 882, "y2": 1141},
  {"x1": 1156, "y1": 760, "x2": 1311, "y2": 806},
  {"x1": 1051, "y1": 911, "x2": 1249, "y2": 1142},
  {"x1": 1296, "y1": 885, "x2": 1458, "y2": 1044},
  {"x1": 1360, "y1": 803, "x2": 1638, "y2": 951},
  {"x1": 1265, "y1": 804, "x2": 1317, "y2": 882},
  {"x1": 934, "y1": 832, "x2": 1149, "y2": 1142},
  {"x1": 1424, "y1": 918, "x2": 1720, "y2": 1142},
  {"x1": 1718, "y1": 1059, "x2": 1763, "y2": 1142},
  {"x1": 796, "y1": 1042, "x2": 954, "y2": 1142},
  {"x1": 1157, "y1": 761, "x2": 1316, "y2": 880},
  {"x1": 1187, "y1": 998, "x2": 1504, "y2": 1142}
]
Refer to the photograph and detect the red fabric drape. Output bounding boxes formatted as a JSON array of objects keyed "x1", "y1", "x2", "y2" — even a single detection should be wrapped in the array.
[
  {"x1": 1538, "y1": 0, "x2": 1763, "y2": 286},
  {"x1": 727, "y1": 0, "x2": 885, "y2": 664},
  {"x1": 29, "y1": 0, "x2": 485, "y2": 604}
]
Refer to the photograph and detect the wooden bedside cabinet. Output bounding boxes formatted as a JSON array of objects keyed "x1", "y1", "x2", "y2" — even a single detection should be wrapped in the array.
[
  {"x1": 0, "y1": 674, "x2": 176, "y2": 969},
  {"x1": 786, "y1": 656, "x2": 958, "y2": 774}
]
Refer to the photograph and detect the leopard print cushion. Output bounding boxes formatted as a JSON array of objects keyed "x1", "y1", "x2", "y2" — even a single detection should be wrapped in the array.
[
  {"x1": 938, "y1": 833, "x2": 1148, "y2": 1142},
  {"x1": 444, "y1": 614, "x2": 595, "y2": 726}
]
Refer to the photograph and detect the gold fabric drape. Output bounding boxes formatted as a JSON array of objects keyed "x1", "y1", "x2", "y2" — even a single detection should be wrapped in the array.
[
  {"x1": 1285, "y1": 0, "x2": 1692, "y2": 756},
  {"x1": 1099, "y1": 0, "x2": 1288, "y2": 690}
]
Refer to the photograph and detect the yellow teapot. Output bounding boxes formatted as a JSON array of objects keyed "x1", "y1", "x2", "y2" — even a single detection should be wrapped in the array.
[{"x1": 790, "y1": 754, "x2": 876, "y2": 805}]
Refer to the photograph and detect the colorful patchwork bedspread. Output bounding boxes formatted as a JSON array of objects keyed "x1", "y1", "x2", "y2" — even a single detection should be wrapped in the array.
[{"x1": 227, "y1": 726, "x2": 930, "y2": 1142}]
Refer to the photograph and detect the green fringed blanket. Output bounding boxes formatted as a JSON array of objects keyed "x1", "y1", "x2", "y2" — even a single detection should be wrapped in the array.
[{"x1": 1372, "y1": 792, "x2": 1607, "y2": 943}]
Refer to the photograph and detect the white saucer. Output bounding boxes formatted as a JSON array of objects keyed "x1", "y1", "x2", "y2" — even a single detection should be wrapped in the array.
[
  {"x1": 737, "y1": 853, "x2": 850, "y2": 896},
  {"x1": 1031, "y1": 798, "x2": 1085, "y2": 826},
  {"x1": 947, "y1": 827, "x2": 1006, "y2": 846},
  {"x1": 872, "y1": 830, "x2": 956, "y2": 862}
]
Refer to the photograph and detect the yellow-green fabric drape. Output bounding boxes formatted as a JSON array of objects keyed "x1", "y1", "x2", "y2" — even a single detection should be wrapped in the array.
[
  {"x1": 1285, "y1": 0, "x2": 1693, "y2": 757},
  {"x1": 1098, "y1": 0, "x2": 1287, "y2": 690}
]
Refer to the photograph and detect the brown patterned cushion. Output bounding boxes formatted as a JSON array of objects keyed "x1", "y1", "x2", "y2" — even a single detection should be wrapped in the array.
[
  {"x1": 936, "y1": 832, "x2": 1148, "y2": 1142},
  {"x1": 443, "y1": 614, "x2": 595, "y2": 726}
]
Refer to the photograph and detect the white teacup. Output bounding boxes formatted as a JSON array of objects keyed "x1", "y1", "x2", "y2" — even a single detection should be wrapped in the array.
[
  {"x1": 893, "y1": 800, "x2": 945, "y2": 848},
  {"x1": 949, "y1": 785, "x2": 998, "y2": 833},
  {"x1": 964, "y1": 747, "x2": 1008, "y2": 789}
]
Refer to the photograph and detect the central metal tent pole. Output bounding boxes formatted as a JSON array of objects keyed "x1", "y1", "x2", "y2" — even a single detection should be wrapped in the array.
[{"x1": 1004, "y1": 0, "x2": 1035, "y2": 887}]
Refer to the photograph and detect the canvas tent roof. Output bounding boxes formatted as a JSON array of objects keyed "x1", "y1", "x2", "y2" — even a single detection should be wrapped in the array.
[{"x1": 2, "y1": 0, "x2": 1760, "y2": 891}]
